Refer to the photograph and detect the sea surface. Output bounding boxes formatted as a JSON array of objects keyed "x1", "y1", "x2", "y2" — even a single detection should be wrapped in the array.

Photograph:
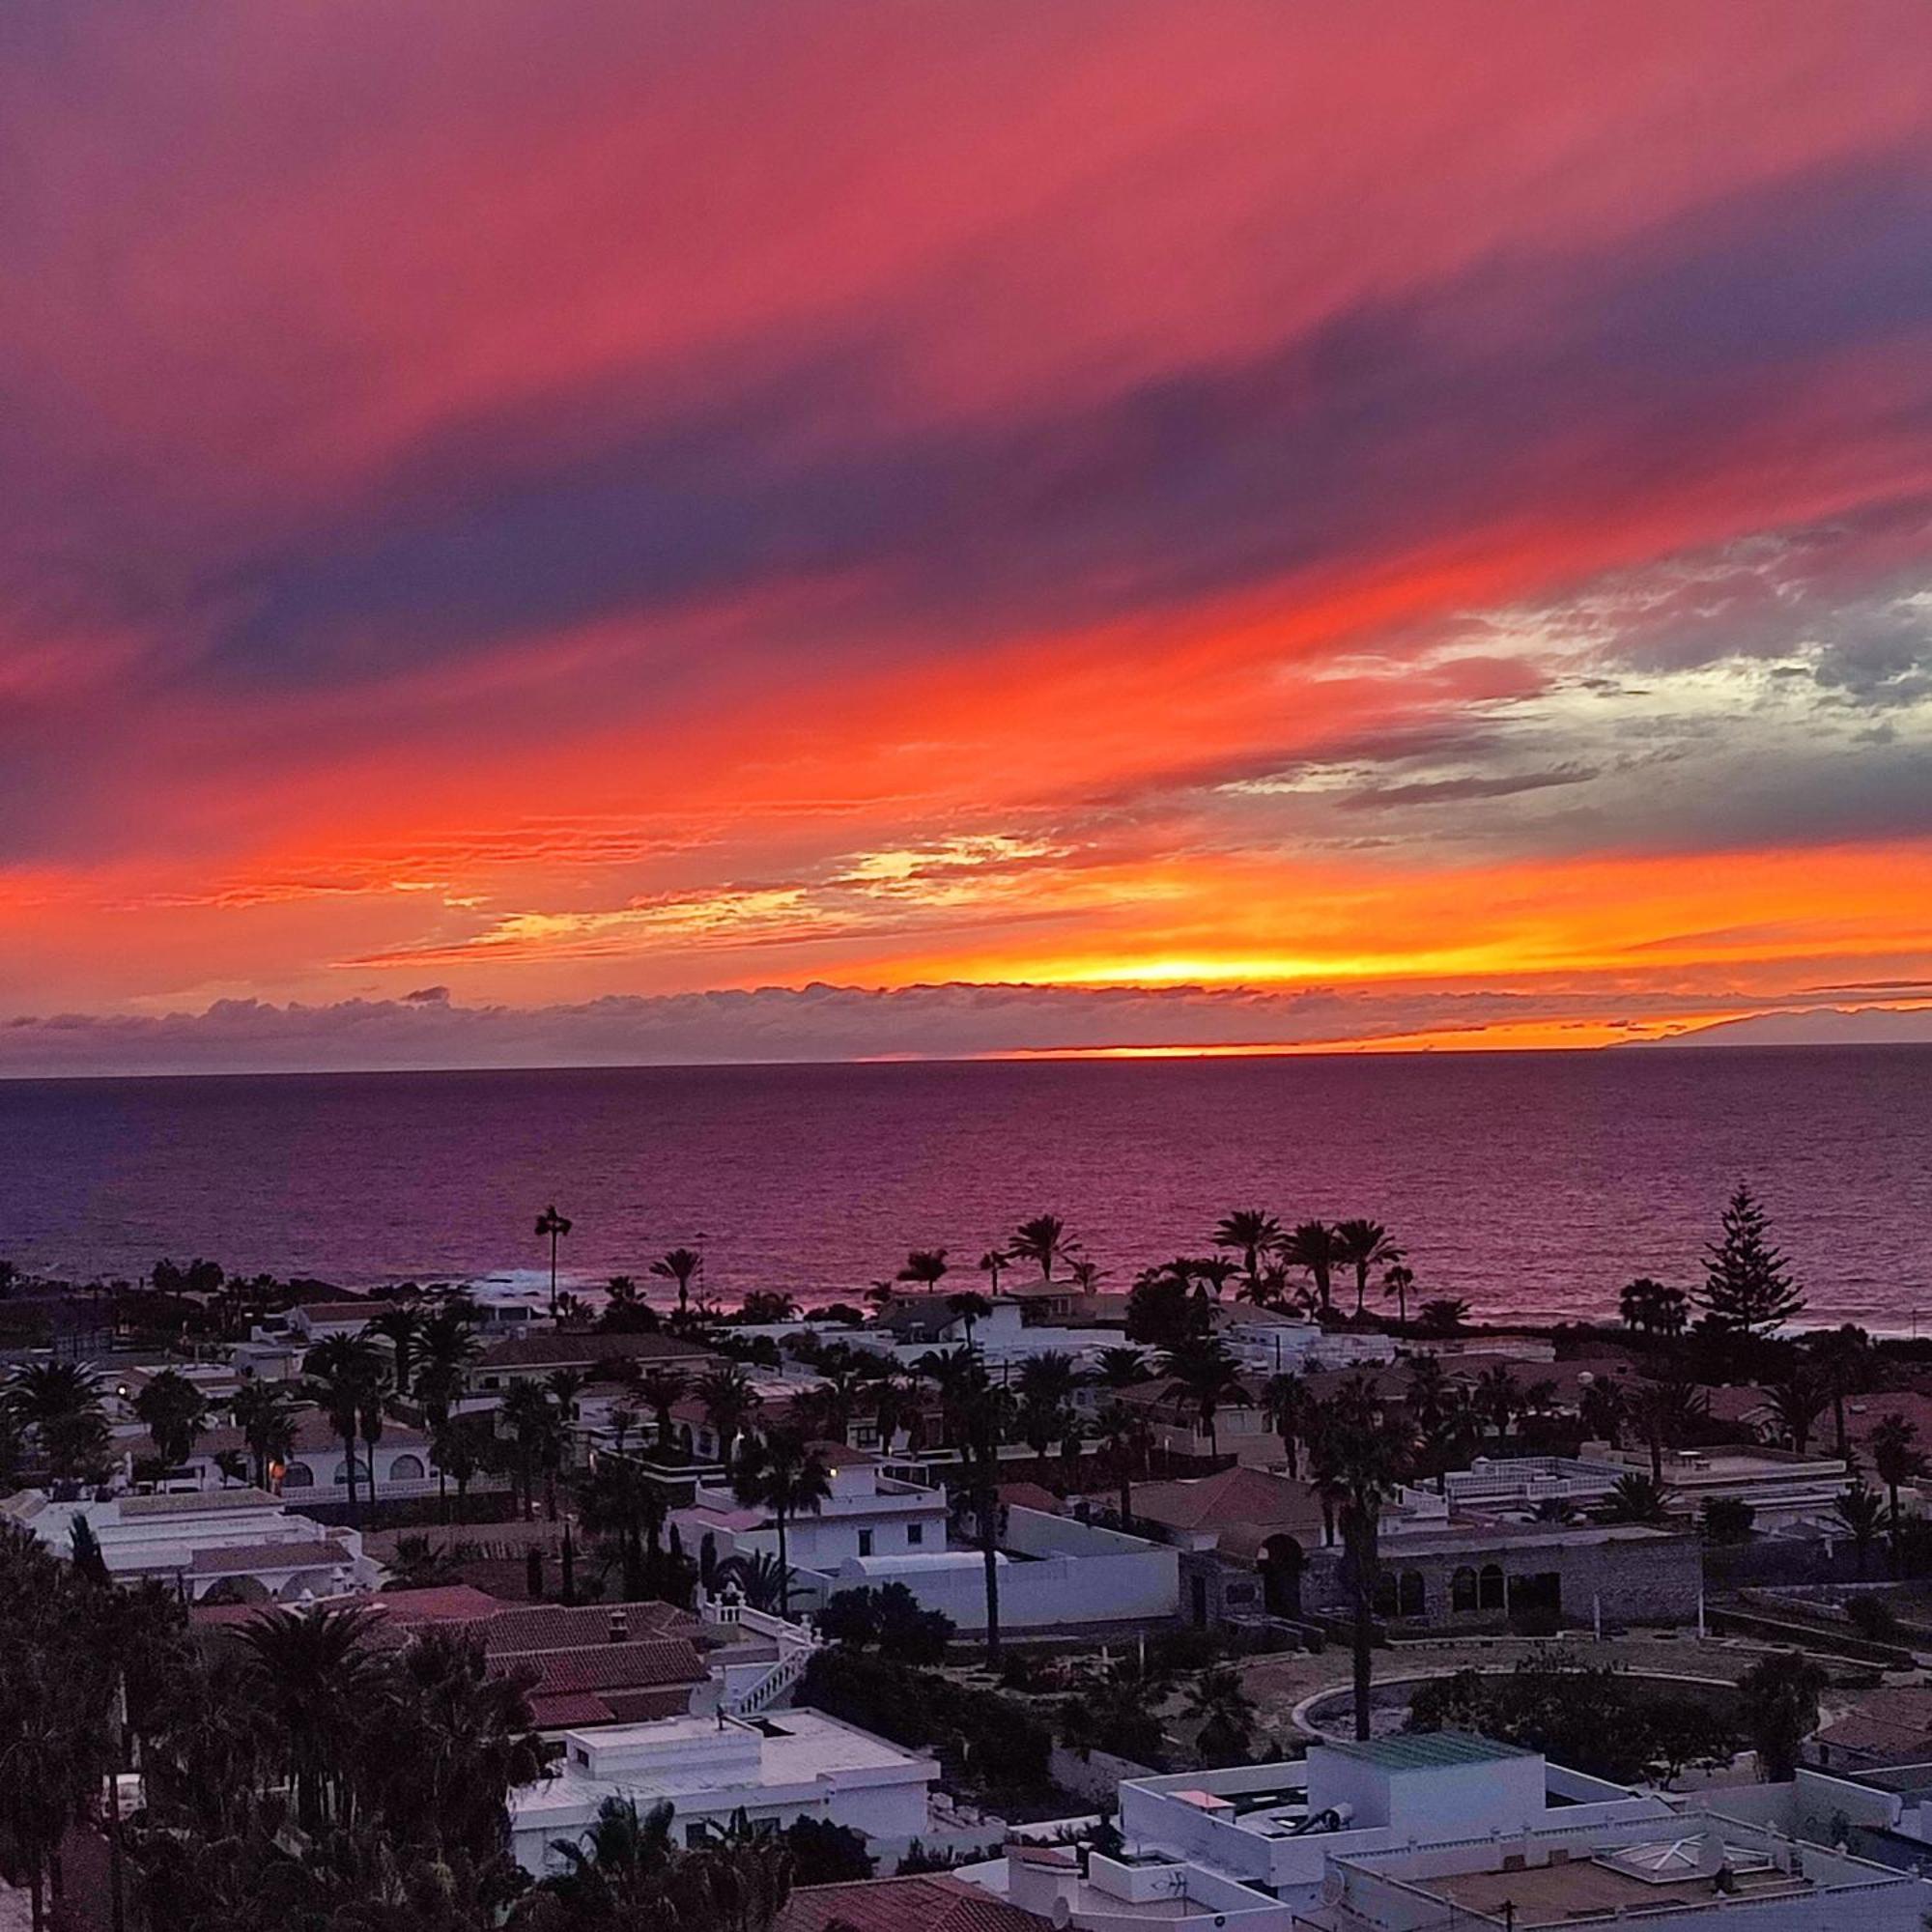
[{"x1": 0, "y1": 1047, "x2": 1928, "y2": 1329}]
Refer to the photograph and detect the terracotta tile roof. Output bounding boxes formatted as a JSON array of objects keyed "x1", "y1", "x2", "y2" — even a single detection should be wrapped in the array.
[
  {"x1": 1128, "y1": 1465, "x2": 1325, "y2": 1535},
  {"x1": 476, "y1": 1601, "x2": 696, "y2": 1653},
  {"x1": 997, "y1": 1482, "x2": 1063, "y2": 1515},
  {"x1": 366, "y1": 1585, "x2": 506, "y2": 1623},
  {"x1": 776, "y1": 1876, "x2": 1049, "y2": 1932},
  {"x1": 501, "y1": 1637, "x2": 707, "y2": 1694},
  {"x1": 527, "y1": 1690, "x2": 614, "y2": 1728}
]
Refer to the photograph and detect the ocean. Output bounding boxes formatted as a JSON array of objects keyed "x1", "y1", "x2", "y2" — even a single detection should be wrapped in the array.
[{"x1": 1, "y1": 1046, "x2": 1928, "y2": 1329}]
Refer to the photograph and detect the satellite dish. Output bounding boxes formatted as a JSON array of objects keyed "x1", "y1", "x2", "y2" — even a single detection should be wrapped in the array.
[{"x1": 1051, "y1": 1898, "x2": 1072, "y2": 1928}]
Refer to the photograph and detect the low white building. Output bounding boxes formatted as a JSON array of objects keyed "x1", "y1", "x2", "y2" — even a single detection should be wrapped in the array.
[
  {"x1": 1448, "y1": 1443, "x2": 1854, "y2": 1527},
  {"x1": 968, "y1": 1734, "x2": 1932, "y2": 1930},
  {"x1": 673, "y1": 1447, "x2": 1179, "y2": 1632},
  {"x1": 508, "y1": 1709, "x2": 942, "y2": 1873},
  {"x1": 3, "y1": 1484, "x2": 379, "y2": 1603},
  {"x1": 1215, "y1": 1310, "x2": 1397, "y2": 1378}
]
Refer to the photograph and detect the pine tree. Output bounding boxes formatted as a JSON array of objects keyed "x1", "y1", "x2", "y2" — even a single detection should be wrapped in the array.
[{"x1": 1699, "y1": 1185, "x2": 1804, "y2": 1338}]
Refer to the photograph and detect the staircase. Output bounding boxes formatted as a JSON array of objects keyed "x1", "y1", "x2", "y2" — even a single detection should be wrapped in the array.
[{"x1": 726, "y1": 1643, "x2": 815, "y2": 1717}]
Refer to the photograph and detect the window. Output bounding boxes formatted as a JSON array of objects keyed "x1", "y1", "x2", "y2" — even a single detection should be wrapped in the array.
[
  {"x1": 907, "y1": 1522, "x2": 924, "y2": 1546},
  {"x1": 1479, "y1": 1564, "x2": 1507, "y2": 1611},
  {"x1": 1399, "y1": 1570, "x2": 1425, "y2": 1618},
  {"x1": 1373, "y1": 1573, "x2": 1399, "y2": 1617},
  {"x1": 857, "y1": 1530, "x2": 873, "y2": 1557},
  {"x1": 1451, "y1": 1567, "x2": 1478, "y2": 1613}
]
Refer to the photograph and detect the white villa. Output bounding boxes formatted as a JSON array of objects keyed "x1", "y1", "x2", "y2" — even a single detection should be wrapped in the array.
[
  {"x1": 3, "y1": 1484, "x2": 379, "y2": 1604},
  {"x1": 508, "y1": 1709, "x2": 954, "y2": 1874},
  {"x1": 672, "y1": 1445, "x2": 1179, "y2": 1633},
  {"x1": 966, "y1": 1733, "x2": 1932, "y2": 1930}
]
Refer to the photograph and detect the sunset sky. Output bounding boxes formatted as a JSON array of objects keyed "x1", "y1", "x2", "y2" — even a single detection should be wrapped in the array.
[{"x1": 7, "y1": 2, "x2": 1932, "y2": 1072}]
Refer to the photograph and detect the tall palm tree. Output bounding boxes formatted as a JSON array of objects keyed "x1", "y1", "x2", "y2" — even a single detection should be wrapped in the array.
[
  {"x1": 5, "y1": 1361, "x2": 109, "y2": 1478},
  {"x1": 1009, "y1": 1214, "x2": 1076, "y2": 1281},
  {"x1": 696, "y1": 1365, "x2": 760, "y2": 1465},
  {"x1": 650, "y1": 1248, "x2": 703, "y2": 1318},
  {"x1": 1811, "y1": 1325, "x2": 1873, "y2": 1459},
  {"x1": 418, "y1": 1305, "x2": 481, "y2": 1381},
  {"x1": 1280, "y1": 1221, "x2": 1341, "y2": 1317},
  {"x1": 1870, "y1": 1411, "x2": 1926, "y2": 1559},
  {"x1": 234, "y1": 1605, "x2": 384, "y2": 1832},
  {"x1": 1213, "y1": 1209, "x2": 1283, "y2": 1294},
  {"x1": 132, "y1": 1368, "x2": 209, "y2": 1470},
  {"x1": 1308, "y1": 1378, "x2": 1417, "y2": 1741},
  {"x1": 366, "y1": 1305, "x2": 425, "y2": 1397},
  {"x1": 577, "y1": 1458, "x2": 668, "y2": 1600},
  {"x1": 1577, "y1": 1376, "x2": 1628, "y2": 1449},
  {"x1": 729, "y1": 1432, "x2": 831, "y2": 1619},
  {"x1": 535, "y1": 1205, "x2": 574, "y2": 1320},
  {"x1": 1381, "y1": 1264, "x2": 1416, "y2": 1327},
  {"x1": 1333, "y1": 1220, "x2": 1401, "y2": 1319},
  {"x1": 497, "y1": 1381, "x2": 560, "y2": 1520},
  {"x1": 1262, "y1": 1371, "x2": 1311, "y2": 1478},
  {"x1": 1157, "y1": 1338, "x2": 1249, "y2": 1462},
  {"x1": 896, "y1": 1249, "x2": 950, "y2": 1293},
  {"x1": 230, "y1": 1379, "x2": 298, "y2": 1490},
  {"x1": 630, "y1": 1365, "x2": 690, "y2": 1451},
  {"x1": 977, "y1": 1248, "x2": 1009, "y2": 1294},
  {"x1": 946, "y1": 1292, "x2": 993, "y2": 1351},
  {"x1": 1094, "y1": 1402, "x2": 1151, "y2": 1524},
  {"x1": 1190, "y1": 1257, "x2": 1241, "y2": 1301},
  {"x1": 304, "y1": 1334, "x2": 389, "y2": 1524}
]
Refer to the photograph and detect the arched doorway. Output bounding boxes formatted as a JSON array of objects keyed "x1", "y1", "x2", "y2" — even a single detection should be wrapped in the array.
[{"x1": 1260, "y1": 1534, "x2": 1304, "y2": 1618}]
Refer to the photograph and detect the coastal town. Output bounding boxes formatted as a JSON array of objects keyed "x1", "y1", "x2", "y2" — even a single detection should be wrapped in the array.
[{"x1": 7, "y1": 1193, "x2": 1932, "y2": 1930}]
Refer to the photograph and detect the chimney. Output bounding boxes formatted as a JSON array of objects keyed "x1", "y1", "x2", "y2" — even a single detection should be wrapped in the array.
[{"x1": 608, "y1": 1608, "x2": 629, "y2": 1644}]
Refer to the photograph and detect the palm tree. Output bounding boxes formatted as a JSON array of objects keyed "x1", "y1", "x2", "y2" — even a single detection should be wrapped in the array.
[
  {"x1": 366, "y1": 1305, "x2": 425, "y2": 1397},
  {"x1": 1833, "y1": 1481, "x2": 1886, "y2": 1578},
  {"x1": 696, "y1": 1365, "x2": 760, "y2": 1465},
  {"x1": 716, "y1": 1550, "x2": 792, "y2": 1613},
  {"x1": 418, "y1": 1305, "x2": 481, "y2": 1380},
  {"x1": 1262, "y1": 1371, "x2": 1311, "y2": 1478},
  {"x1": 1014, "y1": 1352, "x2": 1079, "y2": 1468},
  {"x1": 535, "y1": 1205, "x2": 574, "y2": 1320},
  {"x1": 231, "y1": 1379, "x2": 298, "y2": 1490},
  {"x1": 1870, "y1": 1411, "x2": 1926, "y2": 1559},
  {"x1": 132, "y1": 1368, "x2": 209, "y2": 1470},
  {"x1": 304, "y1": 1334, "x2": 389, "y2": 1524},
  {"x1": 897, "y1": 1249, "x2": 950, "y2": 1293},
  {"x1": 1619, "y1": 1277, "x2": 1689, "y2": 1339},
  {"x1": 578, "y1": 1458, "x2": 668, "y2": 1600},
  {"x1": 213, "y1": 1447, "x2": 249, "y2": 1487},
  {"x1": 631, "y1": 1365, "x2": 690, "y2": 1451},
  {"x1": 1158, "y1": 1338, "x2": 1249, "y2": 1462},
  {"x1": 1597, "y1": 1472, "x2": 1671, "y2": 1525},
  {"x1": 729, "y1": 1431, "x2": 832, "y2": 1618},
  {"x1": 1280, "y1": 1221, "x2": 1341, "y2": 1317},
  {"x1": 977, "y1": 1248, "x2": 1009, "y2": 1294},
  {"x1": 1626, "y1": 1375, "x2": 1709, "y2": 1484},
  {"x1": 1811, "y1": 1325, "x2": 1873, "y2": 1459},
  {"x1": 1009, "y1": 1214, "x2": 1076, "y2": 1281},
  {"x1": 497, "y1": 1381, "x2": 559, "y2": 1520},
  {"x1": 1308, "y1": 1378, "x2": 1417, "y2": 1740},
  {"x1": 946, "y1": 1292, "x2": 993, "y2": 1351},
  {"x1": 1191, "y1": 1256, "x2": 1241, "y2": 1301},
  {"x1": 1185, "y1": 1666, "x2": 1259, "y2": 1765},
  {"x1": 1333, "y1": 1220, "x2": 1401, "y2": 1319},
  {"x1": 1093, "y1": 1345, "x2": 1151, "y2": 1389},
  {"x1": 1577, "y1": 1376, "x2": 1628, "y2": 1448},
  {"x1": 1473, "y1": 1364, "x2": 1524, "y2": 1440},
  {"x1": 650, "y1": 1248, "x2": 703, "y2": 1318},
  {"x1": 5, "y1": 1361, "x2": 109, "y2": 1478},
  {"x1": 1094, "y1": 1402, "x2": 1151, "y2": 1524},
  {"x1": 538, "y1": 1795, "x2": 679, "y2": 1921},
  {"x1": 1381, "y1": 1264, "x2": 1416, "y2": 1327},
  {"x1": 1213, "y1": 1209, "x2": 1282, "y2": 1294},
  {"x1": 1756, "y1": 1368, "x2": 1830, "y2": 1455},
  {"x1": 233, "y1": 1605, "x2": 384, "y2": 1832}
]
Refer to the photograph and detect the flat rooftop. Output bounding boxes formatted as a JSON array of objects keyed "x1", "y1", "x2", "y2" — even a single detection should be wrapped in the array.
[
  {"x1": 1319, "y1": 1731, "x2": 1534, "y2": 1772},
  {"x1": 513, "y1": 1710, "x2": 929, "y2": 1821},
  {"x1": 1424, "y1": 1851, "x2": 1808, "y2": 1925}
]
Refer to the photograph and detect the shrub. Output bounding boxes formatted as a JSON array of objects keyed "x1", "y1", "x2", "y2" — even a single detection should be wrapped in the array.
[{"x1": 1845, "y1": 1596, "x2": 1902, "y2": 1640}]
